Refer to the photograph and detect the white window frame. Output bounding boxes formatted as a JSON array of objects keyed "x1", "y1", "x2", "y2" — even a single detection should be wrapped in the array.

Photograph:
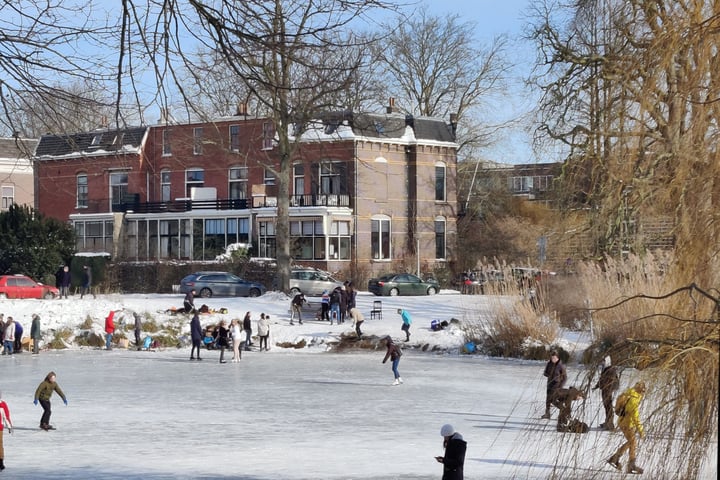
[
  {"x1": 162, "y1": 128, "x2": 171, "y2": 156},
  {"x1": 371, "y1": 215, "x2": 391, "y2": 261},
  {"x1": 229, "y1": 125, "x2": 240, "y2": 152},
  {"x1": 193, "y1": 127, "x2": 203, "y2": 155},
  {"x1": 161, "y1": 170, "x2": 171, "y2": 202},
  {"x1": 229, "y1": 166, "x2": 248, "y2": 200},
  {"x1": 185, "y1": 168, "x2": 204, "y2": 198},
  {"x1": 435, "y1": 161, "x2": 446, "y2": 202},
  {"x1": 1, "y1": 185, "x2": 15, "y2": 210},
  {"x1": 76, "y1": 175, "x2": 88, "y2": 208},
  {"x1": 434, "y1": 216, "x2": 446, "y2": 260}
]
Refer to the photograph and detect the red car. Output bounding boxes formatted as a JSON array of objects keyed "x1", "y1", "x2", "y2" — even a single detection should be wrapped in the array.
[{"x1": 0, "y1": 275, "x2": 60, "y2": 299}]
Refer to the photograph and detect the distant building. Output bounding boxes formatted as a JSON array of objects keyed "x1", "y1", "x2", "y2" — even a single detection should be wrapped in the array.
[
  {"x1": 32, "y1": 107, "x2": 458, "y2": 276},
  {"x1": 0, "y1": 137, "x2": 37, "y2": 211},
  {"x1": 483, "y1": 162, "x2": 562, "y2": 202}
]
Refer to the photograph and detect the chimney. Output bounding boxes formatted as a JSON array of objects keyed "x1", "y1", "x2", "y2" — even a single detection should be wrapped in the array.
[
  {"x1": 386, "y1": 97, "x2": 396, "y2": 114},
  {"x1": 449, "y1": 113, "x2": 458, "y2": 138},
  {"x1": 236, "y1": 102, "x2": 248, "y2": 116},
  {"x1": 159, "y1": 107, "x2": 169, "y2": 124}
]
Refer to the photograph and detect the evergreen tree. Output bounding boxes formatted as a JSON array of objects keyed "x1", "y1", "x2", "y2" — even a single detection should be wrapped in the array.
[{"x1": 0, "y1": 205, "x2": 76, "y2": 281}]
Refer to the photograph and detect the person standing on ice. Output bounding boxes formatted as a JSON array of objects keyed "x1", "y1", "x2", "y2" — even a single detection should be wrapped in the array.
[
  {"x1": 189, "y1": 311, "x2": 203, "y2": 360},
  {"x1": 0, "y1": 390, "x2": 13, "y2": 471},
  {"x1": 435, "y1": 424, "x2": 467, "y2": 480},
  {"x1": 230, "y1": 318, "x2": 242, "y2": 362},
  {"x1": 593, "y1": 355, "x2": 620, "y2": 430},
  {"x1": 541, "y1": 350, "x2": 567, "y2": 419},
  {"x1": 216, "y1": 320, "x2": 230, "y2": 363},
  {"x1": 30, "y1": 313, "x2": 42, "y2": 354},
  {"x1": 397, "y1": 308, "x2": 412, "y2": 342},
  {"x1": 607, "y1": 381, "x2": 646, "y2": 474},
  {"x1": 381, "y1": 336, "x2": 403, "y2": 385},
  {"x1": 257, "y1": 313, "x2": 270, "y2": 351},
  {"x1": 33, "y1": 371, "x2": 67, "y2": 431},
  {"x1": 104, "y1": 310, "x2": 118, "y2": 350},
  {"x1": 183, "y1": 289, "x2": 196, "y2": 313}
]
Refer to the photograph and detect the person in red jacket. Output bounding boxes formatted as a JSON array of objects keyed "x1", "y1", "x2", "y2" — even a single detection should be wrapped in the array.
[
  {"x1": 105, "y1": 310, "x2": 119, "y2": 350},
  {"x1": 0, "y1": 390, "x2": 14, "y2": 471}
]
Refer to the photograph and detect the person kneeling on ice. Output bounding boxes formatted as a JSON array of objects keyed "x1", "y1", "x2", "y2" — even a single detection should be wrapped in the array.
[
  {"x1": 33, "y1": 371, "x2": 68, "y2": 431},
  {"x1": 381, "y1": 336, "x2": 403, "y2": 385},
  {"x1": 552, "y1": 387, "x2": 587, "y2": 432}
]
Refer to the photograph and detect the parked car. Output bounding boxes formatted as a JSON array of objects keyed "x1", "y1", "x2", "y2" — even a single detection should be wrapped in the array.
[
  {"x1": 288, "y1": 267, "x2": 343, "y2": 296},
  {"x1": 179, "y1": 271, "x2": 266, "y2": 298},
  {"x1": 368, "y1": 273, "x2": 439, "y2": 296},
  {"x1": 0, "y1": 274, "x2": 60, "y2": 299}
]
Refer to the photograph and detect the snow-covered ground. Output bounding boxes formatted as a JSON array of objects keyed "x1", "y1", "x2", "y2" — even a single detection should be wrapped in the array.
[{"x1": 1, "y1": 290, "x2": 717, "y2": 479}]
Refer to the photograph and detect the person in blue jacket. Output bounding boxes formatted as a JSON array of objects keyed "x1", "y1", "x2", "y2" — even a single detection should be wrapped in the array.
[{"x1": 398, "y1": 308, "x2": 412, "y2": 341}]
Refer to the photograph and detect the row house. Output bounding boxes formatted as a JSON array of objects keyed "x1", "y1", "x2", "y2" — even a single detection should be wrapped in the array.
[
  {"x1": 33, "y1": 109, "x2": 458, "y2": 276},
  {"x1": 0, "y1": 137, "x2": 37, "y2": 211}
]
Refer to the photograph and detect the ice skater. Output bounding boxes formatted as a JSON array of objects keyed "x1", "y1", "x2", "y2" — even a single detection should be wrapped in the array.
[
  {"x1": 33, "y1": 371, "x2": 68, "y2": 431},
  {"x1": 397, "y1": 308, "x2": 412, "y2": 341},
  {"x1": 381, "y1": 336, "x2": 403, "y2": 385},
  {"x1": 189, "y1": 311, "x2": 203, "y2": 360}
]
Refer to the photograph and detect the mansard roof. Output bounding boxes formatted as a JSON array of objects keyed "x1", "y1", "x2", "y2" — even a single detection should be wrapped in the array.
[
  {"x1": 0, "y1": 137, "x2": 38, "y2": 159},
  {"x1": 34, "y1": 126, "x2": 147, "y2": 158}
]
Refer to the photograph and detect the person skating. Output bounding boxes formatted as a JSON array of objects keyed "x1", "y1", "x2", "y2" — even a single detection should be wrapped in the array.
[
  {"x1": 0, "y1": 390, "x2": 13, "y2": 471},
  {"x1": 13, "y1": 320, "x2": 23, "y2": 354},
  {"x1": 230, "y1": 318, "x2": 242, "y2": 362},
  {"x1": 593, "y1": 355, "x2": 620, "y2": 430},
  {"x1": 33, "y1": 371, "x2": 68, "y2": 431},
  {"x1": 290, "y1": 293, "x2": 306, "y2": 325},
  {"x1": 216, "y1": 320, "x2": 229, "y2": 363},
  {"x1": 382, "y1": 336, "x2": 403, "y2": 385},
  {"x1": 242, "y1": 311, "x2": 253, "y2": 349},
  {"x1": 435, "y1": 424, "x2": 467, "y2": 480},
  {"x1": 1, "y1": 317, "x2": 14, "y2": 355},
  {"x1": 189, "y1": 311, "x2": 203, "y2": 360},
  {"x1": 607, "y1": 381, "x2": 646, "y2": 474},
  {"x1": 30, "y1": 313, "x2": 42, "y2": 354},
  {"x1": 397, "y1": 308, "x2": 412, "y2": 342},
  {"x1": 541, "y1": 350, "x2": 567, "y2": 419}
]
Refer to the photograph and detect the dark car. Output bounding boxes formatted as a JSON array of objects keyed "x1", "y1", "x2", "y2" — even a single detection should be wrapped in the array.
[
  {"x1": 0, "y1": 274, "x2": 60, "y2": 299},
  {"x1": 179, "y1": 271, "x2": 266, "y2": 298},
  {"x1": 368, "y1": 273, "x2": 440, "y2": 296}
]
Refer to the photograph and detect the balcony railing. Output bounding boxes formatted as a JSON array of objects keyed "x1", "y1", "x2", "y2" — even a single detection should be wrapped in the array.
[{"x1": 82, "y1": 193, "x2": 350, "y2": 214}]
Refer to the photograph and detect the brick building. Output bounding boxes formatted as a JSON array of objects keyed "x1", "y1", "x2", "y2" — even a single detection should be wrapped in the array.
[
  {"x1": 33, "y1": 110, "x2": 458, "y2": 276},
  {"x1": 0, "y1": 137, "x2": 37, "y2": 211}
]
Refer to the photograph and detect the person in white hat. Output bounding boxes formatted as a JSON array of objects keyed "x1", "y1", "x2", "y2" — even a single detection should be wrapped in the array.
[
  {"x1": 593, "y1": 355, "x2": 619, "y2": 430},
  {"x1": 435, "y1": 423, "x2": 467, "y2": 479}
]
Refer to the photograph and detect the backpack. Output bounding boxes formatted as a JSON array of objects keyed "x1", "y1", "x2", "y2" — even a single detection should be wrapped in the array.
[{"x1": 615, "y1": 390, "x2": 630, "y2": 417}]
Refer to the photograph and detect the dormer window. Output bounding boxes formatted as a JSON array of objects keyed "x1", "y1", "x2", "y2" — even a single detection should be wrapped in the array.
[{"x1": 91, "y1": 134, "x2": 102, "y2": 146}]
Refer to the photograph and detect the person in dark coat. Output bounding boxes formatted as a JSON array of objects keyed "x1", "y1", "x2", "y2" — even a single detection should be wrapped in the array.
[
  {"x1": 189, "y1": 312, "x2": 202, "y2": 360},
  {"x1": 30, "y1": 314, "x2": 42, "y2": 354},
  {"x1": 436, "y1": 424, "x2": 467, "y2": 480},
  {"x1": 59, "y1": 265, "x2": 71, "y2": 299},
  {"x1": 13, "y1": 321, "x2": 23, "y2": 354},
  {"x1": 242, "y1": 311, "x2": 253, "y2": 350},
  {"x1": 290, "y1": 294, "x2": 306, "y2": 325},
  {"x1": 80, "y1": 266, "x2": 94, "y2": 299},
  {"x1": 183, "y1": 289, "x2": 196, "y2": 313},
  {"x1": 338, "y1": 285, "x2": 348, "y2": 323},
  {"x1": 593, "y1": 355, "x2": 620, "y2": 430},
  {"x1": 215, "y1": 320, "x2": 229, "y2": 363},
  {"x1": 541, "y1": 350, "x2": 567, "y2": 419},
  {"x1": 552, "y1": 387, "x2": 585, "y2": 432},
  {"x1": 133, "y1": 312, "x2": 143, "y2": 350}
]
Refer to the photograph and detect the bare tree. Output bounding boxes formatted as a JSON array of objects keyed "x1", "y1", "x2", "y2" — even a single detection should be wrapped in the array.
[
  {"x1": 0, "y1": 1, "x2": 122, "y2": 137},
  {"x1": 371, "y1": 7, "x2": 513, "y2": 154},
  {"x1": 530, "y1": 1, "x2": 719, "y2": 477},
  {"x1": 120, "y1": 0, "x2": 396, "y2": 290}
]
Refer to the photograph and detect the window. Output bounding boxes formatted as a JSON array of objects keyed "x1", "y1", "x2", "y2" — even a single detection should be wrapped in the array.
[
  {"x1": 258, "y1": 220, "x2": 276, "y2": 258},
  {"x1": 264, "y1": 168, "x2": 275, "y2": 186},
  {"x1": 109, "y1": 172, "x2": 128, "y2": 209},
  {"x1": 435, "y1": 162, "x2": 446, "y2": 201},
  {"x1": 329, "y1": 220, "x2": 351, "y2": 260},
  {"x1": 162, "y1": 128, "x2": 171, "y2": 155},
  {"x1": 293, "y1": 164, "x2": 304, "y2": 204},
  {"x1": 76, "y1": 175, "x2": 88, "y2": 208},
  {"x1": 1, "y1": 186, "x2": 14, "y2": 210},
  {"x1": 229, "y1": 167, "x2": 248, "y2": 200},
  {"x1": 290, "y1": 219, "x2": 326, "y2": 260},
  {"x1": 262, "y1": 121, "x2": 273, "y2": 149},
  {"x1": 319, "y1": 162, "x2": 345, "y2": 194},
  {"x1": 91, "y1": 134, "x2": 102, "y2": 146},
  {"x1": 185, "y1": 169, "x2": 204, "y2": 197},
  {"x1": 435, "y1": 217, "x2": 446, "y2": 260},
  {"x1": 193, "y1": 127, "x2": 203, "y2": 155},
  {"x1": 371, "y1": 216, "x2": 391, "y2": 260},
  {"x1": 229, "y1": 125, "x2": 240, "y2": 152},
  {"x1": 161, "y1": 170, "x2": 171, "y2": 202}
]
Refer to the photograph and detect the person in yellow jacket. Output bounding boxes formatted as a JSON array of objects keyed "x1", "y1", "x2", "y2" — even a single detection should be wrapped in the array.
[{"x1": 607, "y1": 381, "x2": 646, "y2": 474}]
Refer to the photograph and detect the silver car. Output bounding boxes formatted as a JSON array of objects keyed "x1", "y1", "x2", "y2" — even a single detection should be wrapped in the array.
[{"x1": 289, "y1": 268, "x2": 343, "y2": 296}]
